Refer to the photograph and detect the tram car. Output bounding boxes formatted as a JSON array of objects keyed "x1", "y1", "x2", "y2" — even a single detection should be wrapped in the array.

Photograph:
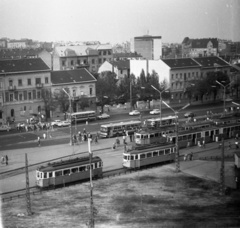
[
  {"x1": 36, "y1": 156, "x2": 103, "y2": 188},
  {"x1": 123, "y1": 143, "x2": 176, "y2": 169}
]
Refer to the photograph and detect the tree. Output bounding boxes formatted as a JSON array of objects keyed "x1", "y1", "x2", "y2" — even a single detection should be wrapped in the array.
[
  {"x1": 96, "y1": 71, "x2": 118, "y2": 112},
  {"x1": 41, "y1": 88, "x2": 57, "y2": 120},
  {"x1": 53, "y1": 89, "x2": 70, "y2": 114},
  {"x1": 78, "y1": 95, "x2": 89, "y2": 111}
]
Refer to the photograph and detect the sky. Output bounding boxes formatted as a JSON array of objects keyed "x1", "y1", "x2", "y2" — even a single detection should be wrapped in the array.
[{"x1": 0, "y1": 0, "x2": 240, "y2": 44}]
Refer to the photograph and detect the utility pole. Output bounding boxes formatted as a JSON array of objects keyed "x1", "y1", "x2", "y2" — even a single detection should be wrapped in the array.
[
  {"x1": 25, "y1": 153, "x2": 32, "y2": 216},
  {"x1": 220, "y1": 137, "x2": 225, "y2": 195},
  {"x1": 88, "y1": 138, "x2": 94, "y2": 228},
  {"x1": 130, "y1": 76, "x2": 132, "y2": 112}
]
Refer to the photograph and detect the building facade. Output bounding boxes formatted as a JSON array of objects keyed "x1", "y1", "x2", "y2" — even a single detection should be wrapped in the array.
[
  {"x1": 131, "y1": 35, "x2": 162, "y2": 60},
  {"x1": 0, "y1": 58, "x2": 51, "y2": 123},
  {"x1": 51, "y1": 69, "x2": 97, "y2": 116}
]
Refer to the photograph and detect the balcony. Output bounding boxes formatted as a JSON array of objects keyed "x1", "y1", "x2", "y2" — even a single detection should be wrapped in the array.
[
  {"x1": 36, "y1": 83, "x2": 43, "y2": 88},
  {"x1": 8, "y1": 85, "x2": 16, "y2": 91}
]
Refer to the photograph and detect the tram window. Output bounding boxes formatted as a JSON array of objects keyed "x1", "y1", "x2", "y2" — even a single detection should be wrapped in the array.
[
  {"x1": 43, "y1": 172, "x2": 47, "y2": 178},
  {"x1": 183, "y1": 135, "x2": 187, "y2": 140},
  {"x1": 48, "y1": 172, "x2": 53, "y2": 178},
  {"x1": 205, "y1": 131, "x2": 209, "y2": 136},
  {"x1": 188, "y1": 135, "x2": 192, "y2": 139},
  {"x1": 150, "y1": 134, "x2": 154, "y2": 138},
  {"x1": 178, "y1": 136, "x2": 183, "y2": 141},
  {"x1": 215, "y1": 129, "x2": 219, "y2": 134},
  {"x1": 143, "y1": 135, "x2": 148, "y2": 139},
  {"x1": 124, "y1": 155, "x2": 128, "y2": 160},
  {"x1": 153, "y1": 151, "x2": 158, "y2": 156},
  {"x1": 37, "y1": 172, "x2": 40, "y2": 178},
  {"x1": 95, "y1": 163, "x2": 98, "y2": 169},
  {"x1": 197, "y1": 133, "x2": 201, "y2": 138},
  {"x1": 159, "y1": 150, "x2": 164, "y2": 155},
  {"x1": 63, "y1": 169, "x2": 71, "y2": 175},
  {"x1": 91, "y1": 164, "x2": 94, "y2": 169},
  {"x1": 71, "y1": 168, "x2": 78, "y2": 173},
  {"x1": 147, "y1": 152, "x2": 152, "y2": 158},
  {"x1": 140, "y1": 154, "x2": 146, "y2": 159},
  {"x1": 136, "y1": 135, "x2": 140, "y2": 139},
  {"x1": 55, "y1": 171, "x2": 63, "y2": 177},
  {"x1": 79, "y1": 166, "x2": 86, "y2": 172},
  {"x1": 130, "y1": 156, "x2": 134, "y2": 160},
  {"x1": 165, "y1": 149, "x2": 170, "y2": 154}
]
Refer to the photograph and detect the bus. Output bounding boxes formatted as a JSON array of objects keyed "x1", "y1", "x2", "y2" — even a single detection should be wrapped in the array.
[
  {"x1": 145, "y1": 116, "x2": 176, "y2": 128},
  {"x1": 68, "y1": 111, "x2": 96, "y2": 123},
  {"x1": 99, "y1": 120, "x2": 142, "y2": 138}
]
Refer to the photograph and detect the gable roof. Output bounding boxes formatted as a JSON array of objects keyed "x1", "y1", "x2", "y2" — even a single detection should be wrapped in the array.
[
  {"x1": 51, "y1": 68, "x2": 97, "y2": 85},
  {"x1": 191, "y1": 38, "x2": 218, "y2": 49},
  {"x1": 193, "y1": 56, "x2": 230, "y2": 69},
  {"x1": 161, "y1": 58, "x2": 201, "y2": 69},
  {"x1": 111, "y1": 60, "x2": 130, "y2": 70},
  {"x1": 0, "y1": 58, "x2": 50, "y2": 75}
]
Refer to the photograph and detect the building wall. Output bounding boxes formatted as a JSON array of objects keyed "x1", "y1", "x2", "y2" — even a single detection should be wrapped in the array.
[
  {"x1": 134, "y1": 40, "x2": 153, "y2": 60},
  {"x1": 7, "y1": 41, "x2": 27, "y2": 49},
  {"x1": 1, "y1": 71, "x2": 51, "y2": 122},
  {"x1": 153, "y1": 38, "x2": 162, "y2": 59}
]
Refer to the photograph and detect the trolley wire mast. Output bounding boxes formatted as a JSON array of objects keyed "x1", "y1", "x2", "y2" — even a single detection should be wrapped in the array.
[{"x1": 162, "y1": 101, "x2": 190, "y2": 173}]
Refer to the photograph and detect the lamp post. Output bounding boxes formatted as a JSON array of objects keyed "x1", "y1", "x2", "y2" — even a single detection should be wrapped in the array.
[
  {"x1": 215, "y1": 80, "x2": 233, "y2": 115},
  {"x1": 162, "y1": 101, "x2": 190, "y2": 172},
  {"x1": 62, "y1": 88, "x2": 73, "y2": 146},
  {"x1": 151, "y1": 85, "x2": 169, "y2": 126}
]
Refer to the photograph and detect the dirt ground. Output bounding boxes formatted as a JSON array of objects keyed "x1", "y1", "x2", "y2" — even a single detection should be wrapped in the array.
[{"x1": 1, "y1": 165, "x2": 240, "y2": 228}]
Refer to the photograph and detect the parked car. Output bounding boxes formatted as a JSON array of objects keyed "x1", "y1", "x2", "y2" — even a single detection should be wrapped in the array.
[
  {"x1": 0, "y1": 125, "x2": 11, "y2": 132},
  {"x1": 57, "y1": 120, "x2": 71, "y2": 127},
  {"x1": 129, "y1": 110, "x2": 140, "y2": 116},
  {"x1": 150, "y1": 109, "x2": 161, "y2": 115},
  {"x1": 51, "y1": 120, "x2": 62, "y2": 127},
  {"x1": 184, "y1": 112, "x2": 195, "y2": 118},
  {"x1": 97, "y1": 113, "x2": 110, "y2": 120}
]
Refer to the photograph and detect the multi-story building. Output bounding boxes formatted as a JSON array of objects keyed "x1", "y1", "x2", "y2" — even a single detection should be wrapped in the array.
[
  {"x1": 0, "y1": 58, "x2": 51, "y2": 123},
  {"x1": 113, "y1": 52, "x2": 143, "y2": 61},
  {"x1": 131, "y1": 35, "x2": 162, "y2": 60},
  {"x1": 130, "y1": 56, "x2": 231, "y2": 102},
  {"x1": 53, "y1": 44, "x2": 113, "y2": 73},
  {"x1": 98, "y1": 60, "x2": 130, "y2": 80},
  {"x1": 182, "y1": 37, "x2": 218, "y2": 57},
  {"x1": 51, "y1": 69, "x2": 97, "y2": 114}
]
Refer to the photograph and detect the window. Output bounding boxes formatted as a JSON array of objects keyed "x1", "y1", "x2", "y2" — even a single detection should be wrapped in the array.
[
  {"x1": 24, "y1": 106, "x2": 26, "y2": 111},
  {"x1": 165, "y1": 149, "x2": 170, "y2": 154},
  {"x1": 45, "y1": 77, "x2": 49, "y2": 84},
  {"x1": 84, "y1": 60, "x2": 87, "y2": 64},
  {"x1": 172, "y1": 74, "x2": 174, "y2": 80},
  {"x1": 37, "y1": 91, "x2": 41, "y2": 99},
  {"x1": 153, "y1": 151, "x2": 158, "y2": 156},
  {"x1": 73, "y1": 89, "x2": 76, "y2": 97},
  {"x1": 43, "y1": 173, "x2": 47, "y2": 178},
  {"x1": 159, "y1": 150, "x2": 164, "y2": 155},
  {"x1": 18, "y1": 79, "x2": 22, "y2": 86},
  {"x1": 62, "y1": 60, "x2": 65, "y2": 66},
  {"x1": 108, "y1": 50, "x2": 111, "y2": 55},
  {"x1": 147, "y1": 152, "x2": 152, "y2": 158},
  {"x1": 77, "y1": 59, "x2": 80, "y2": 65},
  {"x1": 10, "y1": 94, "x2": 14, "y2": 101},
  {"x1": 28, "y1": 92, "x2": 32, "y2": 100},
  {"x1": 103, "y1": 51, "x2": 106, "y2": 55},
  {"x1": 71, "y1": 60, "x2": 74, "y2": 66},
  {"x1": 98, "y1": 59, "x2": 102, "y2": 64},
  {"x1": 63, "y1": 169, "x2": 71, "y2": 175},
  {"x1": 33, "y1": 90, "x2": 36, "y2": 99},
  {"x1": 92, "y1": 59, "x2": 95, "y2": 64},
  {"x1": 55, "y1": 171, "x2": 62, "y2": 176},
  {"x1": 140, "y1": 154, "x2": 146, "y2": 159},
  {"x1": 19, "y1": 93, "x2": 23, "y2": 101},
  {"x1": 36, "y1": 78, "x2": 41, "y2": 85},
  {"x1": 79, "y1": 166, "x2": 86, "y2": 172},
  {"x1": 90, "y1": 87, "x2": 92, "y2": 95},
  {"x1": 28, "y1": 79, "x2": 31, "y2": 85},
  {"x1": 49, "y1": 172, "x2": 53, "y2": 178}
]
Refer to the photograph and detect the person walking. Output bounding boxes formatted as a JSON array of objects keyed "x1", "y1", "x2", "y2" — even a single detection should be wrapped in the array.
[
  {"x1": 5, "y1": 155, "x2": 8, "y2": 165},
  {"x1": 37, "y1": 136, "x2": 41, "y2": 147},
  {"x1": 228, "y1": 142, "x2": 232, "y2": 150}
]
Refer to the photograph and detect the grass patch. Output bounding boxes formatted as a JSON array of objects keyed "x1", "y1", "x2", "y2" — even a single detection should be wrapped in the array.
[{"x1": 2, "y1": 165, "x2": 240, "y2": 227}]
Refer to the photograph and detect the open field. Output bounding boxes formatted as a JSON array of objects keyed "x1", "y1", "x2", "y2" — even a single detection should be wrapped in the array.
[{"x1": 1, "y1": 165, "x2": 240, "y2": 228}]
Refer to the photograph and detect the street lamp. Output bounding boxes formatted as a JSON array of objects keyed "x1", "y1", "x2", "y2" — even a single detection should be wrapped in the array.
[
  {"x1": 62, "y1": 88, "x2": 73, "y2": 146},
  {"x1": 215, "y1": 80, "x2": 233, "y2": 115},
  {"x1": 151, "y1": 85, "x2": 169, "y2": 126},
  {"x1": 162, "y1": 101, "x2": 190, "y2": 172}
]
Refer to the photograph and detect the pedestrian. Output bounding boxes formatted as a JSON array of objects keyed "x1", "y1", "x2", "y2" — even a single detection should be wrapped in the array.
[
  {"x1": 37, "y1": 136, "x2": 41, "y2": 147},
  {"x1": 235, "y1": 141, "x2": 239, "y2": 149},
  {"x1": 1, "y1": 156, "x2": 5, "y2": 164},
  {"x1": 43, "y1": 133, "x2": 46, "y2": 139},
  {"x1": 202, "y1": 140, "x2": 205, "y2": 148},
  {"x1": 112, "y1": 142, "x2": 116, "y2": 149},
  {"x1": 83, "y1": 128, "x2": 86, "y2": 134},
  {"x1": 78, "y1": 131, "x2": 82, "y2": 143},
  {"x1": 235, "y1": 134, "x2": 239, "y2": 140},
  {"x1": 228, "y1": 142, "x2": 232, "y2": 150},
  {"x1": 190, "y1": 152, "x2": 193, "y2": 161},
  {"x1": 5, "y1": 155, "x2": 8, "y2": 165},
  {"x1": 123, "y1": 135, "x2": 126, "y2": 145}
]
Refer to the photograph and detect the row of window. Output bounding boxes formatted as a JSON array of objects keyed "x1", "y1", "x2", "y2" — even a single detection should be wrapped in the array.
[
  {"x1": 5, "y1": 90, "x2": 41, "y2": 102},
  {"x1": 37, "y1": 162, "x2": 102, "y2": 179},
  {"x1": 62, "y1": 57, "x2": 112, "y2": 67},
  {"x1": 124, "y1": 147, "x2": 175, "y2": 161},
  {"x1": 8, "y1": 77, "x2": 49, "y2": 87}
]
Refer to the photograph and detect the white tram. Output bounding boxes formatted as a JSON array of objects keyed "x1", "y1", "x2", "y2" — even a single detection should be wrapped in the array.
[
  {"x1": 123, "y1": 143, "x2": 176, "y2": 169},
  {"x1": 36, "y1": 156, "x2": 103, "y2": 188}
]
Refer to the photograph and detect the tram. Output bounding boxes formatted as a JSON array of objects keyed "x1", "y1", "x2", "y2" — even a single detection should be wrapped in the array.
[
  {"x1": 123, "y1": 143, "x2": 176, "y2": 169},
  {"x1": 145, "y1": 116, "x2": 176, "y2": 128},
  {"x1": 36, "y1": 156, "x2": 103, "y2": 188}
]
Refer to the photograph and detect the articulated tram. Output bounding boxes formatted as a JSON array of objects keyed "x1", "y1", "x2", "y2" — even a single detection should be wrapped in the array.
[
  {"x1": 36, "y1": 156, "x2": 103, "y2": 188},
  {"x1": 123, "y1": 143, "x2": 176, "y2": 169}
]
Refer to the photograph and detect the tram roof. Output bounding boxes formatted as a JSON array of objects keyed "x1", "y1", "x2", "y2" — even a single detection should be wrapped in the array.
[
  {"x1": 135, "y1": 127, "x2": 174, "y2": 134},
  {"x1": 146, "y1": 116, "x2": 176, "y2": 121},
  {"x1": 37, "y1": 156, "x2": 102, "y2": 172},
  {"x1": 101, "y1": 120, "x2": 141, "y2": 128},
  {"x1": 124, "y1": 143, "x2": 175, "y2": 155}
]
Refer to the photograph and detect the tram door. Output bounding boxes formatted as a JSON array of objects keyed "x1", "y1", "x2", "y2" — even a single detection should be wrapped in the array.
[
  {"x1": 192, "y1": 133, "x2": 197, "y2": 145},
  {"x1": 210, "y1": 130, "x2": 214, "y2": 141}
]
